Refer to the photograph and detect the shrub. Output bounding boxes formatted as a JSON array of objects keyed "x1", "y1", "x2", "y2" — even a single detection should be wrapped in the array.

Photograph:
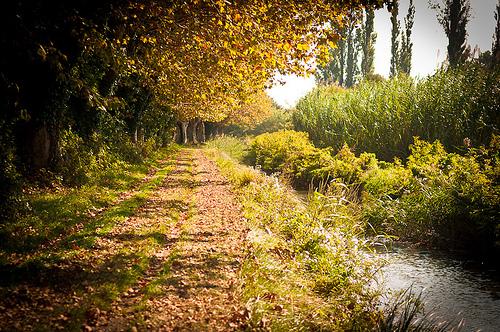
[
  {"x1": 363, "y1": 137, "x2": 500, "y2": 251},
  {"x1": 248, "y1": 130, "x2": 316, "y2": 171}
]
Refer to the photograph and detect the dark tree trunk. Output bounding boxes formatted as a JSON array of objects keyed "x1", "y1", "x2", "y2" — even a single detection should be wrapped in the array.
[
  {"x1": 196, "y1": 121, "x2": 205, "y2": 143},
  {"x1": 21, "y1": 124, "x2": 60, "y2": 170},
  {"x1": 213, "y1": 123, "x2": 221, "y2": 137},
  {"x1": 187, "y1": 118, "x2": 201, "y2": 144}
]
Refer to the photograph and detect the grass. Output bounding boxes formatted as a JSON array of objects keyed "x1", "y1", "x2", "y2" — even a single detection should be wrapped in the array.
[
  {"x1": 205, "y1": 135, "x2": 466, "y2": 331},
  {"x1": 205, "y1": 138, "x2": 383, "y2": 330},
  {"x1": 378, "y1": 288, "x2": 463, "y2": 332},
  {"x1": 204, "y1": 134, "x2": 250, "y2": 163}
]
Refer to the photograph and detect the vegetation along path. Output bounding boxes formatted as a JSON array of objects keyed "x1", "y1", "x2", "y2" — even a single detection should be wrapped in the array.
[{"x1": 0, "y1": 148, "x2": 250, "y2": 331}]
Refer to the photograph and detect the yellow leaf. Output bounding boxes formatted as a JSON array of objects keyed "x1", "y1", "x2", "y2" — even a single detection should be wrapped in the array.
[{"x1": 297, "y1": 43, "x2": 309, "y2": 51}]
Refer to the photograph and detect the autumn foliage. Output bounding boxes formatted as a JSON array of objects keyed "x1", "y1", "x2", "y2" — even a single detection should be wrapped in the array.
[
  {"x1": 0, "y1": 0, "x2": 392, "y2": 217},
  {"x1": 108, "y1": 0, "x2": 391, "y2": 121}
]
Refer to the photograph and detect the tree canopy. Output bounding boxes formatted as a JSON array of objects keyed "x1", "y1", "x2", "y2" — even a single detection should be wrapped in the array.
[
  {"x1": 3, "y1": 0, "x2": 391, "y2": 124},
  {"x1": 1, "y1": 0, "x2": 393, "y2": 176}
]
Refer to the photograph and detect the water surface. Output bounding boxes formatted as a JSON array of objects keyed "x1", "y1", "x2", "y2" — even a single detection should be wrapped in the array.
[{"x1": 372, "y1": 242, "x2": 500, "y2": 332}]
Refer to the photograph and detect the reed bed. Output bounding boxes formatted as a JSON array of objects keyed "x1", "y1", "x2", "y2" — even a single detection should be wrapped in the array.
[{"x1": 294, "y1": 64, "x2": 500, "y2": 161}]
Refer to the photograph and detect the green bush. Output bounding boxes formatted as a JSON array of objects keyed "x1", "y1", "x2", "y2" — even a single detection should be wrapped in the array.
[
  {"x1": 361, "y1": 158, "x2": 411, "y2": 198},
  {"x1": 248, "y1": 130, "x2": 316, "y2": 171},
  {"x1": 249, "y1": 131, "x2": 381, "y2": 188},
  {"x1": 363, "y1": 137, "x2": 500, "y2": 251},
  {"x1": 233, "y1": 162, "x2": 380, "y2": 330}
]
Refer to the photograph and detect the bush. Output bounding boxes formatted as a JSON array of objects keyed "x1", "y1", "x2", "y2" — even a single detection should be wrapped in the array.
[
  {"x1": 0, "y1": 137, "x2": 23, "y2": 221},
  {"x1": 363, "y1": 137, "x2": 500, "y2": 252},
  {"x1": 248, "y1": 130, "x2": 316, "y2": 171},
  {"x1": 230, "y1": 160, "x2": 380, "y2": 331},
  {"x1": 249, "y1": 131, "x2": 380, "y2": 189}
]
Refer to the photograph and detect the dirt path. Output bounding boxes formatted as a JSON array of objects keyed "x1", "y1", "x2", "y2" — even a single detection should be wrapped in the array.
[
  {"x1": 133, "y1": 148, "x2": 249, "y2": 331},
  {"x1": 0, "y1": 148, "x2": 249, "y2": 331}
]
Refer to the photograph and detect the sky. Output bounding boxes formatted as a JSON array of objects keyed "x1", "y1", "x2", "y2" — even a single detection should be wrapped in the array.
[{"x1": 267, "y1": 0, "x2": 499, "y2": 108}]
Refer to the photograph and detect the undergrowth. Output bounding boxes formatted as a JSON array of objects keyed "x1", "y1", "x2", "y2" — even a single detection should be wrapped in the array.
[
  {"x1": 206, "y1": 138, "x2": 382, "y2": 330},
  {"x1": 206, "y1": 136, "x2": 465, "y2": 331}
]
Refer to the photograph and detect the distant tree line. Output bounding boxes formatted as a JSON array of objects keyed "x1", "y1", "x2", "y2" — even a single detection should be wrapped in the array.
[{"x1": 316, "y1": 0, "x2": 500, "y2": 85}]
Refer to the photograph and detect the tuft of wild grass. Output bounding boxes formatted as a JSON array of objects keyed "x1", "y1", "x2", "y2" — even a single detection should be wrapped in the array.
[{"x1": 377, "y1": 287, "x2": 463, "y2": 332}]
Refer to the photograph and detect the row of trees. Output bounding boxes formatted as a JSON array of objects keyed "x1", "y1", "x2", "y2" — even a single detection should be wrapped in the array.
[
  {"x1": 1, "y1": 0, "x2": 393, "y2": 217},
  {"x1": 314, "y1": 0, "x2": 415, "y2": 87},
  {"x1": 314, "y1": 8, "x2": 379, "y2": 87},
  {"x1": 317, "y1": 0, "x2": 500, "y2": 86}
]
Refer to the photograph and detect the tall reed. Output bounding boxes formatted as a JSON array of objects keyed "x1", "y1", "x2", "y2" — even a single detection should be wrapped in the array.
[{"x1": 294, "y1": 64, "x2": 500, "y2": 161}]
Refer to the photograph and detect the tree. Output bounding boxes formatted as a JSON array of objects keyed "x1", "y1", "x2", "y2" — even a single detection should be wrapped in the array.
[
  {"x1": 361, "y1": 8, "x2": 377, "y2": 77},
  {"x1": 315, "y1": 10, "x2": 363, "y2": 87},
  {"x1": 430, "y1": 0, "x2": 472, "y2": 67},
  {"x1": 493, "y1": 0, "x2": 500, "y2": 65},
  {"x1": 1, "y1": 0, "x2": 392, "y2": 170},
  {"x1": 390, "y1": 0, "x2": 400, "y2": 77},
  {"x1": 400, "y1": 0, "x2": 415, "y2": 75}
]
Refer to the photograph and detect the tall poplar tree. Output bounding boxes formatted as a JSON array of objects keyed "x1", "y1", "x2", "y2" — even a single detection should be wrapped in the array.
[
  {"x1": 345, "y1": 19, "x2": 361, "y2": 88},
  {"x1": 430, "y1": 0, "x2": 471, "y2": 66},
  {"x1": 390, "y1": 0, "x2": 400, "y2": 77},
  {"x1": 400, "y1": 0, "x2": 415, "y2": 75},
  {"x1": 361, "y1": 8, "x2": 377, "y2": 77}
]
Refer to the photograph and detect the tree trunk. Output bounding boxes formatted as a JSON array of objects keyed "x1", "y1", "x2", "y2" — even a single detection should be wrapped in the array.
[
  {"x1": 22, "y1": 124, "x2": 60, "y2": 170},
  {"x1": 213, "y1": 123, "x2": 221, "y2": 137},
  {"x1": 131, "y1": 128, "x2": 138, "y2": 144},
  {"x1": 187, "y1": 118, "x2": 201, "y2": 144},
  {"x1": 196, "y1": 121, "x2": 205, "y2": 143},
  {"x1": 173, "y1": 124, "x2": 180, "y2": 143},
  {"x1": 177, "y1": 121, "x2": 189, "y2": 144}
]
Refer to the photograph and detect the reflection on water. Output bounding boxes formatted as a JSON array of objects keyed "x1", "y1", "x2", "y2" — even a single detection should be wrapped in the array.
[{"x1": 372, "y1": 242, "x2": 500, "y2": 332}]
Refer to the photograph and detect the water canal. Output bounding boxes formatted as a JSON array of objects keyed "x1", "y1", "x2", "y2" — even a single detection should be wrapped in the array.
[
  {"x1": 294, "y1": 190, "x2": 500, "y2": 331},
  {"x1": 372, "y1": 242, "x2": 500, "y2": 332}
]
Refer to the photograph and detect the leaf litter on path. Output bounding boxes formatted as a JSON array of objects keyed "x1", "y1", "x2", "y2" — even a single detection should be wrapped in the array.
[{"x1": 0, "y1": 148, "x2": 250, "y2": 331}]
